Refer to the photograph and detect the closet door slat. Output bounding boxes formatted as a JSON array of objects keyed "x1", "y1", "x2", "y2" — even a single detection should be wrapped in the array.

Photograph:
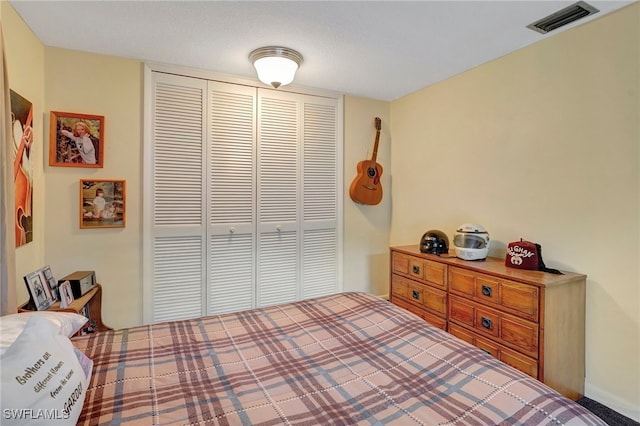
[
  {"x1": 303, "y1": 229, "x2": 338, "y2": 299},
  {"x1": 258, "y1": 96, "x2": 298, "y2": 224},
  {"x1": 209, "y1": 233, "x2": 254, "y2": 314},
  {"x1": 153, "y1": 236, "x2": 204, "y2": 323},
  {"x1": 303, "y1": 102, "x2": 338, "y2": 222},
  {"x1": 257, "y1": 231, "x2": 298, "y2": 307},
  {"x1": 209, "y1": 83, "x2": 256, "y2": 226},
  {"x1": 153, "y1": 81, "x2": 205, "y2": 226}
]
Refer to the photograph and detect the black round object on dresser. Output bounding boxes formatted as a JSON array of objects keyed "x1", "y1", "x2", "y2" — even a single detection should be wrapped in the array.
[{"x1": 419, "y1": 230, "x2": 449, "y2": 255}]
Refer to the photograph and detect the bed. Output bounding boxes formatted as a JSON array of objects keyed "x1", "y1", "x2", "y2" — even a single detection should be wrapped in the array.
[{"x1": 71, "y1": 292, "x2": 604, "y2": 425}]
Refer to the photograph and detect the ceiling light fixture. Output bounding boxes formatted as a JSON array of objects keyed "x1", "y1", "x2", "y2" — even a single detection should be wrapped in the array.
[{"x1": 249, "y1": 46, "x2": 303, "y2": 89}]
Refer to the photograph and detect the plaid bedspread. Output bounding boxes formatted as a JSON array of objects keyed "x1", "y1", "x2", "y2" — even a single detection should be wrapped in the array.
[{"x1": 72, "y1": 292, "x2": 605, "y2": 425}]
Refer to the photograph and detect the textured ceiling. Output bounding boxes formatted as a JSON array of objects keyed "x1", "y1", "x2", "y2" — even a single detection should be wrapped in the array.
[{"x1": 8, "y1": 0, "x2": 635, "y2": 101}]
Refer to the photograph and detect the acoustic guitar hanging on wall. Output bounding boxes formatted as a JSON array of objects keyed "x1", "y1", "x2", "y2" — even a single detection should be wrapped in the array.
[{"x1": 349, "y1": 117, "x2": 383, "y2": 205}]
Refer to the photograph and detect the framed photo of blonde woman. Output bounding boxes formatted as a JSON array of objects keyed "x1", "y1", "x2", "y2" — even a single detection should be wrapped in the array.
[{"x1": 49, "y1": 111, "x2": 104, "y2": 168}]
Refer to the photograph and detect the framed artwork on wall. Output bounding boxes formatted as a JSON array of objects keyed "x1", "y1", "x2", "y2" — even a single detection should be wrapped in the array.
[
  {"x1": 80, "y1": 179, "x2": 126, "y2": 229},
  {"x1": 11, "y1": 90, "x2": 34, "y2": 247},
  {"x1": 49, "y1": 111, "x2": 104, "y2": 168}
]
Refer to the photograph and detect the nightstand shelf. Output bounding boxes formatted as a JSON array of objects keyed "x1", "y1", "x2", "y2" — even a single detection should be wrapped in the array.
[{"x1": 19, "y1": 283, "x2": 112, "y2": 333}]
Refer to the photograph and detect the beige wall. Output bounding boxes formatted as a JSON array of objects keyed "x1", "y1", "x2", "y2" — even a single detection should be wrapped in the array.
[
  {"x1": 3, "y1": 2, "x2": 46, "y2": 305},
  {"x1": 343, "y1": 96, "x2": 391, "y2": 297},
  {"x1": 43, "y1": 48, "x2": 142, "y2": 330},
  {"x1": 390, "y1": 3, "x2": 639, "y2": 420}
]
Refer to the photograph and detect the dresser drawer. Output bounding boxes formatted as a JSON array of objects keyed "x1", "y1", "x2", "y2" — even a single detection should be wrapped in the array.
[
  {"x1": 448, "y1": 322, "x2": 475, "y2": 344},
  {"x1": 391, "y1": 275, "x2": 409, "y2": 299},
  {"x1": 422, "y1": 260, "x2": 447, "y2": 289},
  {"x1": 497, "y1": 343, "x2": 538, "y2": 378},
  {"x1": 392, "y1": 251, "x2": 411, "y2": 275},
  {"x1": 407, "y1": 281, "x2": 447, "y2": 316},
  {"x1": 392, "y1": 275, "x2": 447, "y2": 317},
  {"x1": 392, "y1": 252, "x2": 447, "y2": 290},
  {"x1": 448, "y1": 323, "x2": 539, "y2": 378},
  {"x1": 474, "y1": 334, "x2": 500, "y2": 358},
  {"x1": 393, "y1": 298, "x2": 447, "y2": 330},
  {"x1": 449, "y1": 295, "x2": 539, "y2": 358},
  {"x1": 449, "y1": 267, "x2": 539, "y2": 322}
]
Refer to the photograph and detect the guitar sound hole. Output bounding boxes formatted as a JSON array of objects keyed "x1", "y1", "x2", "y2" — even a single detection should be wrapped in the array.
[{"x1": 367, "y1": 168, "x2": 377, "y2": 178}]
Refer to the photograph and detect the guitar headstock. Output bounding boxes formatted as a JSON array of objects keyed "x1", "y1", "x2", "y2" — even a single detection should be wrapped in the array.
[{"x1": 374, "y1": 117, "x2": 381, "y2": 131}]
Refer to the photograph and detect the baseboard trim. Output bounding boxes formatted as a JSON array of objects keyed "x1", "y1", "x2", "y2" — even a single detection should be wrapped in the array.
[{"x1": 584, "y1": 381, "x2": 640, "y2": 422}]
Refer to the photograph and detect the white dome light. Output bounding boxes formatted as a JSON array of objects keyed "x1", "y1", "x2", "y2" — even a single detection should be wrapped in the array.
[{"x1": 249, "y1": 47, "x2": 303, "y2": 89}]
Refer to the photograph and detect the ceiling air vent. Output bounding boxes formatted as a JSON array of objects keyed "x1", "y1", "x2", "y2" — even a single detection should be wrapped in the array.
[{"x1": 527, "y1": 1, "x2": 599, "y2": 34}]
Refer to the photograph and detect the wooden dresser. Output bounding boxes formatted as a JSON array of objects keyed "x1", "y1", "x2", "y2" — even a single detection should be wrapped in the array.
[{"x1": 390, "y1": 244, "x2": 587, "y2": 400}]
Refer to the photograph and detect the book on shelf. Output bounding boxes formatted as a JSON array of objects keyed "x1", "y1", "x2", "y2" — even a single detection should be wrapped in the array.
[{"x1": 79, "y1": 304, "x2": 97, "y2": 335}]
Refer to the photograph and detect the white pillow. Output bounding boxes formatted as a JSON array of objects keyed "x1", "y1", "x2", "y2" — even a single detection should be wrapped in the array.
[
  {"x1": 0, "y1": 312, "x2": 88, "y2": 356},
  {"x1": 0, "y1": 315, "x2": 92, "y2": 425}
]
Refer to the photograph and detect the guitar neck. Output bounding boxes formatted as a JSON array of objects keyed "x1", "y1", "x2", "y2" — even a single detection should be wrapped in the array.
[
  {"x1": 370, "y1": 131, "x2": 380, "y2": 164},
  {"x1": 370, "y1": 117, "x2": 381, "y2": 164}
]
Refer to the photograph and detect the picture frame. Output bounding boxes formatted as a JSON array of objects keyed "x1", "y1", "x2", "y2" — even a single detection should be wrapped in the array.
[
  {"x1": 41, "y1": 264, "x2": 60, "y2": 301},
  {"x1": 23, "y1": 269, "x2": 55, "y2": 311},
  {"x1": 59, "y1": 281, "x2": 74, "y2": 308},
  {"x1": 49, "y1": 111, "x2": 104, "y2": 168},
  {"x1": 11, "y1": 90, "x2": 34, "y2": 247},
  {"x1": 80, "y1": 179, "x2": 126, "y2": 229}
]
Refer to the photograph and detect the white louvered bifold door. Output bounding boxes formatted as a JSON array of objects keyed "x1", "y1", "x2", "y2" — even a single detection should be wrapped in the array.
[
  {"x1": 257, "y1": 90, "x2": 300, "y2": 307},
  {"x1": 207, "y1": 82, "x2": 257, "y2": 314},
  {"x1": 302, "y1": 97, "x2": 340, "y2": 299},
  {"x1": 145, "y1": 67, "x2": 342, "y2": 323},
  {"x1": 256, "y1": 90, "x2": 340, "y2": 307},
  {"x1": 148, "y1": 73, "x2": 207, "y2": 323}
]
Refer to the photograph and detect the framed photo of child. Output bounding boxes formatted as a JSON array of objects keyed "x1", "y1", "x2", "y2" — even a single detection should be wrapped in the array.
[
  {"x1": 59, "y1": 281, "x2": 74, "y2": 308},
  {"x1": 49, "y1": 111, "x2": 104, "y2": 168},
  {"x1": 80, "y1": 179, "x2": 126, "y2": 229},
  {"x1": 41, "y1": 264, "x2": 60, "y2": 301},
  {"x1": 23, "y1": 269, "x2": 55, "y2": 311}
]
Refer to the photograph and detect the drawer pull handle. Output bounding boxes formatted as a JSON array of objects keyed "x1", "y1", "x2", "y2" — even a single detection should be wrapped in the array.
[
  {"x1": 481, "y1": 317, "x2": 493, "y2": 330},
  {"x1": 412, "y1": 265, "x2": 420, "y2": 274},
  {"x1": 481, "y1": 285, "x2": 493, "y2": 297},
  {"x1": 412, "y1": 290, "x2": 420, "y2": 300},
  {"x1": 480, "y1": 348, "x2": 492, "y2": 356}
]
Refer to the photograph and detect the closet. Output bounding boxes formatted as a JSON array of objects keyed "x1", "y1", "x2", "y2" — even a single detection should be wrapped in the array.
[{"x1": 143, "y1": 69, "x2": 343, "y2": 324}]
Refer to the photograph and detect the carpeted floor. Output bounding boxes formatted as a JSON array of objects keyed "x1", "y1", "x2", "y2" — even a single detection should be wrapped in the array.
[{"x1": 577, "y1": 397, "x2": 639, "y2": 426}]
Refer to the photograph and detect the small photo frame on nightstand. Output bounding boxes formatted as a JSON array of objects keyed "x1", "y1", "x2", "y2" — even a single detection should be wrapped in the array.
[
  {"x1": 23, "y1": 268, "x2": 55, "y2": 311},
  {"x1": 59, "y1": 280, "x2": 74, "y2": 308},
  {"x1": 41, "y1": 265, "x2": 60, "y2": 301}
]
